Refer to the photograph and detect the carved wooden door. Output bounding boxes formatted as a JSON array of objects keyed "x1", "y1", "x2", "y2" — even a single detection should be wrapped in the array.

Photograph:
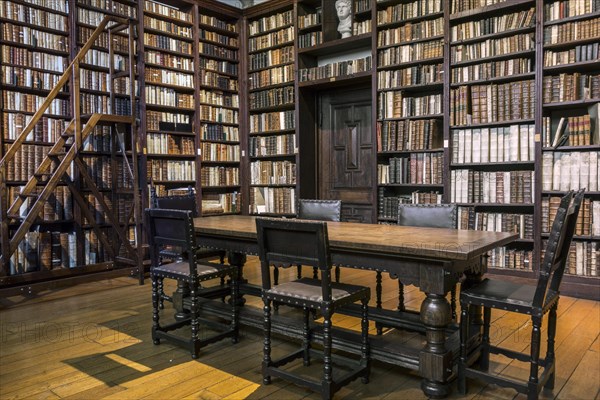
[{"x1": 319, "y1": 87, "x2": 374, "y2": 223}]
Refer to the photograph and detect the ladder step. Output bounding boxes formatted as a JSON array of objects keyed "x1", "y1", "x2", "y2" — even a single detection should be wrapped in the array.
[
  {"x1": 7, "y1": 214, "x2": 23, "y2": 220},
  {"x1": 34, "y1": 172, "x2": 52, "y2": 177},
  {"x1": 115, "y1": 256, "x2": 137, "y2": 265},
  {"x1": 18, "y1": 193, "x2": 38, "y2": 198},
  {"x1": 48, "y1": 152, "x2": 67, "y2": 157},
  {"x1": 61, "y1": 132, "x2": 74, "y2": 137}
]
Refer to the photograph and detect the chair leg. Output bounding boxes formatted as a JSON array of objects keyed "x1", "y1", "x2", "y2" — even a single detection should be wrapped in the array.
[
  {"x1": 262, "y1": 298, "x2": 272, "y2": 385},
  {"x1": 361, "y1": 298, "x2": 370, "y2": 384},
  {"x1": 273, "y1": 267, "x2": 279, "y2": 286},
  {"x1": 302, "y1": 307, "x2": 311, "y2": 366},
  {"x1": 297, "y1": 264, "x2": 302, "y2": 279},
  {"x1": 151, "y1": 275, "x2": 161, "y2": 345},
  {"x1": 313, "y1": 266, "x2": 318, "y2": 279},
  {"x1": 190, "y1": 281, "x2": 200, "y2": 359},
  {"x1": 334, "y1": 265, "x2": 340, "y2": 283},
  {"x1": 158, "y1": 278, "x2": 165, "y2": 310},
  {"x1": 398, "y1": 280, "x2": 405, "y2": 312},
  {"x1": 458, "y1": 303, "x2": 469, "y2": 395},
  {"x1": 545, "y1": 303, "x2": 558, "y2": 390},
  {"x1": 481, "y1": 307, "x2": 491, "y2": 371},
  {"x1": 528, "y1": 316, "x2": 543, "y2": 400},
  {"x1": 375, "y1": 271, "x2": 383, "y2": 335},
  {"x1": 321, "y1": 305, "x2": 333, "y2": 400},
  {"x1": 231, "y1": 272, "x2": 239, "y2": 344}
]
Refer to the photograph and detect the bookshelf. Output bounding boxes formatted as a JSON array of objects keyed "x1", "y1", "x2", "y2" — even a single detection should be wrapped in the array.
[
  {"x1": 197, "y1": 5, "x2": 242, "y2": 216},
  {"x1": 539, "y1": 0, "x2": 600, "y2": 287},
  {"x1": 246, "y1": 3, "x2": 297, "y2": 216},
  {"x1": 375, "y1": 0, "x2": 445, "y2": 221}
]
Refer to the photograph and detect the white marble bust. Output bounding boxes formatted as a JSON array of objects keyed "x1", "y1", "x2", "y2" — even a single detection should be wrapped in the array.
[{"x1": 335, "y1": 0, "x2": 352, "y2": 39}]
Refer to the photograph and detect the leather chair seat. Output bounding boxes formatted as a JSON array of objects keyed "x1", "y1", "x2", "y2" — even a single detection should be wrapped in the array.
[
  {"x1": 266, "y1": 277, "x2": 370, "y2": 306},
  {"x1": 153, "y1": 260, "x2": 236, "y2": 282}
]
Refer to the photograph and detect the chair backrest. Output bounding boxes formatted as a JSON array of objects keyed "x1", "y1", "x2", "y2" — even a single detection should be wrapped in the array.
[
  {"x1": 533, "y1": 189, "x2": 584, "y2": 307},
  {"x1": 297, "y1": 199, "x2": 342, "y2": 222},
  {"x1": 151, "y1": 186, "x2": 198, "y2": 218},
  {"x1": 397, "y1": 203, "x2": 457, "y2": 228},
  {"x1": 145, "y1": 208, "x2": 197, "y2": 274},
  {"x1": 255, "y1": 217, "x2": 333, "y2": 300}
]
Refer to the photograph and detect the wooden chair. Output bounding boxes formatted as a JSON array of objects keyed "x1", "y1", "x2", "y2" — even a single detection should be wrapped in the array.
[
  {"x1": 458, "y1": 190, "x2": 584, "y2": 400},
  {"x1": 146, "y1": 208, "x2": 239, "y2": 359},
  {"x1": 256, "y1": 217, "x2": 370, "y2": 400},
  {"x1": 288, "y1": 199, "x2": 342, "y2": 284},
  {"x1": 374, "y1": 204, "x2": 458, "y2": 333},
  {"x1": 151, "y1": 188, "x2": 227, "y2": 307}
]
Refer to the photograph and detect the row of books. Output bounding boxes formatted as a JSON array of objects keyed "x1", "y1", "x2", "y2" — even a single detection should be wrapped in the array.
[
  {"x1": 543, "y1": 0, "x2": 600, "y2": 22},
  {"x1": 199, "y1": 29, "x2": 238, "y2": 48},
  {"x1": 199, "y1": 105, "x2": 238, "y2": 124},
  {"x1": 82, "y1": 229, "x2": 112, "y2": 265},
  {"x1": 145, "y1": 50, "x2": 193, "y2": 72},
  {"x1": 202, "y1": 192, "x2": 241, "y2": 215},
  {"x1": 144, "y1": 86, "x2": 194, "y2": 108},
  {"x1": 79, "y1": 1, "x2": 134, "y2": 18},
  {"x1": 3, "y1": 144, "x2": 50, "y2": 181},
  {"x1": 199, "y1": 42, "x2": 238, "y2": 61},
  {"x1": 9, "y1": 231, "x2": 77, "y2": 274},
  {"x1": 249, "y1": 134, "x2": 296, "y2": 157},
  {"x1": 79, "y1": 26, "x2": 129, "y2": 53},
  {"x1": 199, "y1": 13, "x2": 236, "y2": 33},
  {"x1": 451, "y1": 8, "x2": 535, "y2": 42},
  {"x1": 82, "y1": 193, "x2": 115, "y2": 225},
  {"x1": 298, "y1": 56, "x2": 372, "y2": 82},
  {"x1": 2, "y1": 113, "x2": 66, "y2": 142},
  {"x1": 145, "y1": 67, "x2": 193, "y2": 88},
  {"x1": 542, "y1": 196, "x2": 600, "y2": 236},
  {"x1": 451, "y1": 33, "x2": 535, "y2": 63},
  {"x1": 83, "y1": 126, "x2": 112, "y2": 153},
  {"x1": 377, "y1": 39, "x2": 444, "y2": 66},
  {"x1": 450, "y1": 80, "x2": 535, "y2": 126},
  {"x1": 147, "y1": 134, "x2": 194, "y2": 155},
  {"x1": 543, "y1": 241, "x2": 599, "y2": 277},
  {"x1": 248, "y1": 26, "x2": 294, "y2": 53},
  {"x1": 146, "y1": 111, "x2": 190, "y2": 132},
  {"x1": 2, "y1": 23, "x2": 69, "y2": 52},
  {"x1": 355, "y1": 0, "x2": 370, "y2": 13},
  {"x1": 297, "y1": 10, "x2": 320, "y2": 30},
  {"x1": 8, "y1": 185, "x2": 73, "y2": 221},
  {"x1": 249, "y1": 110, "x2": 295, "y2": 133},
  {"x1": 83, "y1": 49, "x2": 127, "y2": 71},
  {"x1": 25, "y1": 0, "x2": 68, "y2": 13},
  {"x1": 487, "y1": 247, "x2": 533, "y2": 271},
  {"x1": 543, "y1": 16, "x2": 600, "y2": 45},
  {"x1": 378, "y1": 92, "x2": 442, "y2": 119},
  {"x1": 250, "y1": 160, "x2": 296, "y2": 185},
  {"x1": 2, "y1": 66, "x2": 61, "y2": 91},
  {"x1": 542, "y1": 73, "x2": 600, "y2": 103},
  {"x1": 377, "y1": 1, "x2": 442, "y2": 25},
  {"x1": 377, "y1": 119, "x2": 442, "y2": 152},
  {"x1": 200, "y1": 124, "x2": 239, "y2": 142},
  {"x1": 451, "y1": 0, "x2": 509, "y2": 14},
  {"x1": 451, "y1": 124, "x2": 536, "y2": 164},
  {"x1": 1, "y1": 46, "x2": 66, "y2": 73},
  {"x1": 377, "y1": 153, "x2": 443, "y2": 185},
  {"x1": 145, "y1": 0, "x2": 190, "y2": 23},
  {"x1": 353, "y1": 20, "x2": 371, "y2": 36},
  {"x1": 377, "y1": 63, "x2": 443, "y2": 88},
  {"x1": 250, "y1": 186, "x2": 295, "y2": 215},
  {"x1": 80, "y1": 95, "x2": 130, "y2": 115},
  {"x1": 143, "y1": 16, "x2": 192, "y2": 38},
  {"x1": 541, "y1": 151, "x2": 600, "y2": 191},
  {"x1": 377, "y1": 17, "x2": 443, "y2": 47},
  {"x1": 3, "y1": 91, "x2": 69, "y2": 115},
  {"x1": 451, "y1": 170, "x2": 534, "y2": 204},
  {"x1": 457, "y1": 207, "x2": 534, "y2": 239},
  {"x1": 143, "y1": 33, "x2": 193, "y2": 55},
  {"x1": 147, "y1": 159, "x2": 195, "y2": 181},
  {"x1": 200, "y1": 58, "x2": 237, "y2": 76},
  {"x1": 542, "y1": 112, "x2": 598, "y2": 148},
  {"x1": 248, "y1": 10, "x2": 293, "y2": 37},
  {"x1": 248, "y1": 65, "x2": 293, "y2": 90},
  {"x1": 0, "y1": 2, "x2": 68, "y2": 31},
  {"x1": 81, "y1": 156, "x2": 113, "y2": 189},
  {"x1": 200, "y1": 143, "x2": 239, "y2": 162},
  {"x1": 199, "y1": 90, "x2": 239, "y2": 108},
  {"x1": 544, "y1": 43, "x2": 600, "y2": 67},
  {"x1": 200, "y1": 71, "x2": 238, "y2": 91},
  {"x1": 249, "y1": 86, "x2": 294, "y2": 110},
  {"x1": 451, "y1": 57, "x2": 532, "y2": 84},
  {"x1": 377, "y1": 191, "x2": 442, "y2": 220},
  {"x1": 249, "y1": 46, "x2": 293, "y2": 71},
  {"x1": 200, "y1": 166, "x2": 239, "y2": 187},
  {"x1": 298, "y1": 32, "x2": 322, "y2": 48}
]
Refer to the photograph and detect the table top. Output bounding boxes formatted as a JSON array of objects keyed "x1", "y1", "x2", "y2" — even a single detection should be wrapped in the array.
[{"x1": 194, "y1": 215, "x2": 517, "y2": 261}]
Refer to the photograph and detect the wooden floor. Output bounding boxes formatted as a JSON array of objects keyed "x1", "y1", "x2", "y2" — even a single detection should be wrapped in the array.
[{"x1": 1, "y1": 256, "x2": 599, "y2": 400}]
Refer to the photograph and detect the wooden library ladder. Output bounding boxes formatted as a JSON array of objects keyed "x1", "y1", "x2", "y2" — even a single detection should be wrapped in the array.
[{"x1": 0, "y1": 16, "x2": 144, "y2": 284}]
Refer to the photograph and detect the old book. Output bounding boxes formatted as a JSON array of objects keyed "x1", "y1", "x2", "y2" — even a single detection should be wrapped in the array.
[{"x1": 552, "y1": 117, "x2": 569, "y2": 148}]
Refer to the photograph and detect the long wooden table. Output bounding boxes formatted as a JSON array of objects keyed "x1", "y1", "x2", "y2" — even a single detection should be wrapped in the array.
[{"x1": 193, "y1": 215, "x2": 517, "y2": 399}]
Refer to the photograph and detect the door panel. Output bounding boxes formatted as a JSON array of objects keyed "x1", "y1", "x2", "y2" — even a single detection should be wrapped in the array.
[{"x1": 319, "y1": 88, "x2": 374, "y2": 222}]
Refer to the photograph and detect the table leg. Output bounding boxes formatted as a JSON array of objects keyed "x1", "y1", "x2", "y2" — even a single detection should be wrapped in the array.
[
  {"x1": 173, "y1": 281, "x2": 190, "y2": 321},
  {"x1": 463, "y1": 264, "x2": 486, "y2": 365},
  {"x1": 419, "y1": 293, "x2": 452, "y2": 399},
  {"x1": 227, "y1": 251, "x2": 247, "y2": 306}
]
